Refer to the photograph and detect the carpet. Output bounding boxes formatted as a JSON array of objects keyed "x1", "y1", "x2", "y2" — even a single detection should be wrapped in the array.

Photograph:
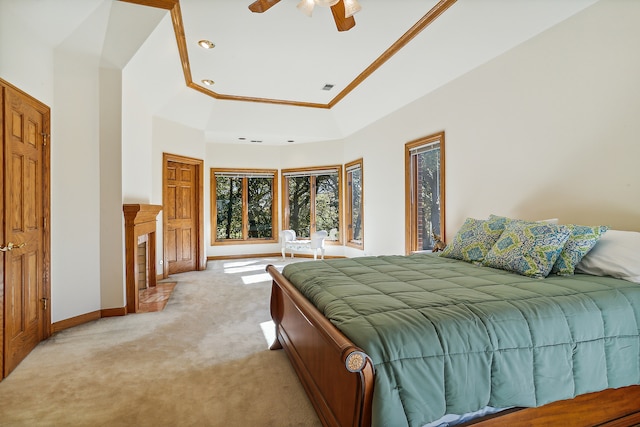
[{"x1": 0, "y1": 257, "x2": 322, "y2": 427}]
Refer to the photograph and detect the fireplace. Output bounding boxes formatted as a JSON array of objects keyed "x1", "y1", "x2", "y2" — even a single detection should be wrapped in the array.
[
  {"x1": 123, "y1": 204, "x2": 163, "y2": 313},
  {"x1": 137, "y1": 235, "x2": 148, "y2": 290}
]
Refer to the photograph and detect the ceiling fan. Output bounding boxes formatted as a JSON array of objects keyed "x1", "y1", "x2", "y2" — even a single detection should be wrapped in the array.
[{"x1": 248, "y1": 0, "x2": 362, "y2": 32}]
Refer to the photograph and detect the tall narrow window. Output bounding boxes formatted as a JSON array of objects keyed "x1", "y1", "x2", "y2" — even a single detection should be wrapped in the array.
[
  {"x1": 211, "y1": 168, "x2": 278, "y2": 244},
  {"x1": 345, "y1": 159, "x2": 364, "y2": 248},
  {"x1": 282, "y1": 166, "x2": 342, "y2": 242},
  {"x1": 405, "y1": 132, "x2": 445, "y2": 254}
]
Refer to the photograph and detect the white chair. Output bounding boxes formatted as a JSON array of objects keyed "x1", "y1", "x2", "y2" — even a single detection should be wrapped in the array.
[
  {"x1": 310, "y1": 230, "x2": 328, "y2": 260},
  {"x1": 281, "y1": 229, "x2": 327, "y2": 260},
  {"x1": 281, "y1": 230, "x2": 297, "y2": 259}
]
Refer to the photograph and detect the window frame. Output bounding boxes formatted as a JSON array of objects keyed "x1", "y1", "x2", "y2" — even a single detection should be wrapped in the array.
[
  {"x1": 345, "y1": 158, "x2": 364, "y2": 249},
  {"x1": 404, "y1": 131, "x2": 446, "y2": 254},
  {"x1": 281, "y1": 165, "x2": 343, "y2": 244},
  {"x1": 210, "y1": 167, "x2": 279, "y2": 245}
]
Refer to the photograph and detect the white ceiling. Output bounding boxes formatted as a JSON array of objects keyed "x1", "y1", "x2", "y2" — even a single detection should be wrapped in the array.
[{"x1": 3, "y1": 0, "x2": 599, "y2": 145}]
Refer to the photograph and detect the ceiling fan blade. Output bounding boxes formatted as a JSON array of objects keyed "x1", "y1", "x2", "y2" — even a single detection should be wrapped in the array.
[
  {"x1": 248, "y1": 0, "x2": 281, "y2": 13},
  {"x1": 330, "y1": 1, "x2": 356, "y2": 32}
]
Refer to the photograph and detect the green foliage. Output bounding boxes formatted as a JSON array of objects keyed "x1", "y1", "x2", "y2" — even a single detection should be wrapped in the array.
[
  {"x1": 287, "y1": 173, "x2": 339, "y2": 238},
  {"x1": 417, "y1": 147, "x2": 441, "y2": 250},
  {"x1": 288, "y1": 176, "x2": 311, "y2": 237},
  {"x1": 349, "y1": 168, "x2": 363, "y2": 241},
  {"x1": 315, "y1": 174, "x2": 339, "y2": 234},
  {"x1": 248, "y1": 178, "x2": 273, "y2": 238},
  {"x1": 216, "y1": 176, "x2": 274, "y2": 240}
]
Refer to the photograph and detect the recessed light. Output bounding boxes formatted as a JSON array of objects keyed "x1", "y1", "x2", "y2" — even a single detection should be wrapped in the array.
[
  {"x1": 198, "y1": 40, "x2": 215, "y2": 49},
  {"x1": 201, "y1": 79, "x2": 215, "y2": 86}
]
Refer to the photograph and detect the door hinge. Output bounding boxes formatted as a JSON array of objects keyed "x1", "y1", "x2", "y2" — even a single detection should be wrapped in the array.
[
  {"x1": 41, "y1": 132, "x2": 50, "y2": 146},
  {"x1": 41, "y1": 297, "x2": 48, "y2": 311}
]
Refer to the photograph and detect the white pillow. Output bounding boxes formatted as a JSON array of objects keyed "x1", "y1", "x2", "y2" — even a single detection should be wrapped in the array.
[{"x1": 575, "y1": 229, "x2": 640, "y2": 284}]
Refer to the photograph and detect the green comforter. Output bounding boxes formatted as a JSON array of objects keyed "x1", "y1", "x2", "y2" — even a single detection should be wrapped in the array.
[{"x1": 282, "y1": 254, "x2": 640, "y2": 427}]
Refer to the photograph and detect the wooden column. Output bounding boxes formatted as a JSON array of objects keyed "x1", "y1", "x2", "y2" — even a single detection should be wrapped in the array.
[{"x1": 123, "y1": 204, "x2": 162, "y2": 313}]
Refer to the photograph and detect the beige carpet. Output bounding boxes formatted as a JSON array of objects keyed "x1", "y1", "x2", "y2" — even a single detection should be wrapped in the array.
[{"x1": 0, "y1": 257, "x2": 322, "y2": 427}]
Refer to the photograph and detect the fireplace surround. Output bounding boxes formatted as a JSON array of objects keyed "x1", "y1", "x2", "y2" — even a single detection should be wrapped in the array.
[{"x1": 123, "y1": 204, "x2": 163, "y2": 313}]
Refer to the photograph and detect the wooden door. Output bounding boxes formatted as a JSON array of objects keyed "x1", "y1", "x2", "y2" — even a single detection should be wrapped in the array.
[
  {"x1": 164, "y1": 156, "x2": 201, "y2": 275},
  {"x1": 1, "y1": 81, "x2": 51, "y2": 378}
]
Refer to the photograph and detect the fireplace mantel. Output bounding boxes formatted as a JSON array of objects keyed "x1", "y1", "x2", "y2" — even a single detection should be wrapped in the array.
[{"x1": 123, "y1": 204, "x2": 162, "y2": 313}]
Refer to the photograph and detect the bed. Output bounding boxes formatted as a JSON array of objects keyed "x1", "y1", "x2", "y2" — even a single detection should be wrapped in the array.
[{"x1": 266, "y1": 219, "x2": 640, "y2": 427}]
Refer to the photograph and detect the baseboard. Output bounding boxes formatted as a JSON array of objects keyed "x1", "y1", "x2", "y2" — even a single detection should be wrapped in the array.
[
  {"x1": 207, "y1": 253, "x2": 344, "y2": 261},
  {"x1": 52, "y1": 310, "x2": 101, "y2": 333},
  {"x1": 52, "y1": 306, "x2": 127, "y2": 333},
  {"x1": 101, "y1": 307, "x2": 127, "y2": 317},
  {"x1": 208, "y1": 252, "x2": 282, "y2": 260}
]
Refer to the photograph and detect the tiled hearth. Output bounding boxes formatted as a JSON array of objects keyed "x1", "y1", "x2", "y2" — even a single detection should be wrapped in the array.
[{"x1": 138, "y1": 282, "x2": 177, "y2": 313}]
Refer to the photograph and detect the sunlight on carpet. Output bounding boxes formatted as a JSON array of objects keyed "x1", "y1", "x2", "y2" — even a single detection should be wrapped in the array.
[{"x1": 260, "y1": 320, "x2": 276, "y2": 347}]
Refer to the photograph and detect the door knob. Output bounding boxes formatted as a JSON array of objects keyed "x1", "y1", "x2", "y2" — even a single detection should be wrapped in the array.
[{"x1": 0, "y1": 242, "x2": 26, "y2": 252}]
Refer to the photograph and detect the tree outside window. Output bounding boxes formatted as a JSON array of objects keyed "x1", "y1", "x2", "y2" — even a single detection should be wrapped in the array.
[
  {"x1": 346, "y1": 159, "x2": 363, "y2": 248},
  {"x1": 405, "y1": 132, "x2": 445, "y2": 253},
  {"x1": 211, "y1": 169, "x2": 278, "y2": 244},
  {"x1": 282, "y1": 166, "x2": 342, "y2": 241}
]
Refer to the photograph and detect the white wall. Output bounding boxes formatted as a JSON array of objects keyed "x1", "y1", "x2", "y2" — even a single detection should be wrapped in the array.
[
  {"x1": 0, "y1": 2, "x2": 55, "y2": 105},
  {"x1": 99, "y1": 67, "x2": 126, "y2": 311},
  {"x1": 2, "y1": 1, "x2": 136, "y2": 322},
  {"x1": 51, "y1": 48, "x2": 104, "y2": 322},
  {"x1": 343, "y1": 0, "x2": 640, "y2": 255}
]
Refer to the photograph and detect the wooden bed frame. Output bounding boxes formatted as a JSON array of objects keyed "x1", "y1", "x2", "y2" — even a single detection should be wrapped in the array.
[{"x1": 266, "y1": 264, "x2": 640, "y2": 427}]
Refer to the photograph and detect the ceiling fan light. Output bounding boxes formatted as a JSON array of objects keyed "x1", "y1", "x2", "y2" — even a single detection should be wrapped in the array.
[
  {"x1": 343, "y1": 0, "x2": 361, "y2": 18},
  {"x1": 296, "y1": 0, "x2": 315, "y2": 17},
  {"x1": 314, "y1": 0, "x2": 340, "y2": 6},
  {"x1": 198, "y1": 39, "x2": 215, "y2": 49}
]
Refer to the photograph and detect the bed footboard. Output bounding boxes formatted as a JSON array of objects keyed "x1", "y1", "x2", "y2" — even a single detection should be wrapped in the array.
[{"x1": 267, "y1": 264, "x2": 374, "y2": 427}]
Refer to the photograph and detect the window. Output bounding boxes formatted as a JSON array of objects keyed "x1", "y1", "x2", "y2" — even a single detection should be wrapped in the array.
[
  {"x1": 405, "y1": 132, "x2": 445, "y2": 254},
  {"x1": 345, "y1": 158, "x2": 364, "y2": 248},
  {"x1": 282, "y1": 166, "x2": 342, "y2": 242},
  {"x1": 211, "y1": 168, "x2": 278, "y2": 244}
]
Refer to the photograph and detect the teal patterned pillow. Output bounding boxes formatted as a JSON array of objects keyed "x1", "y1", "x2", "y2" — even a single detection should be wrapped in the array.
[
  {"x1": 482, "y1": 221, "x2": 571, "y2": 278},
  {"x1": 551, "y1": 224, "x2": 608, "y2": 275},
  {"x1": 440, "y1": 216, "x2": 508, "y2": 262}
]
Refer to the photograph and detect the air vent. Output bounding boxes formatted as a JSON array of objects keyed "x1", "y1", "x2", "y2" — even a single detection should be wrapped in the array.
[{"x1": 322, "y1": 84, "x2": 334, "y2": 91}]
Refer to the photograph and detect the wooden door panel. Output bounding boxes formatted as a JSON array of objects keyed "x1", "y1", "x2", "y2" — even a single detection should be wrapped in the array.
[
  {"x1": 181, "y1": 229, "x2": 191, "y2": 260},
  {"x1": 8, "y1": 254, "x2": 23, "y2": 336},
  {"x1": 3, "y1": 84, "x2": 47, "y2": 377},
  {"x1": 26, "y1": 158, "x2": 37, "y2": 228},
  {"x1": 166, "y1": 228, "x2": 177, "y2": 263},
  {"x1": 180, "y1": 167, "x2": 191, "y2": 182},
  {"x1": 27, "y1": 120, "x2": 37, "y2": 148},
  {"x1": 6, "y1": 249, "x2": 40, "y2": 365},
  {"x1": 166, "y1": 186, "x2": 176, "y2": 220},
  {"x1": 26, "y1": 251, "x2": 38, "y2": 325},
  {"x1": 11, "y1": 154, "x2": 24, "y2": 230},
  {"x1": 180, "y1": 186, "x2": 191, "y2": 218},
  {"x1": 165, "y1": 159, "x2": 198, "y2": 274}
]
